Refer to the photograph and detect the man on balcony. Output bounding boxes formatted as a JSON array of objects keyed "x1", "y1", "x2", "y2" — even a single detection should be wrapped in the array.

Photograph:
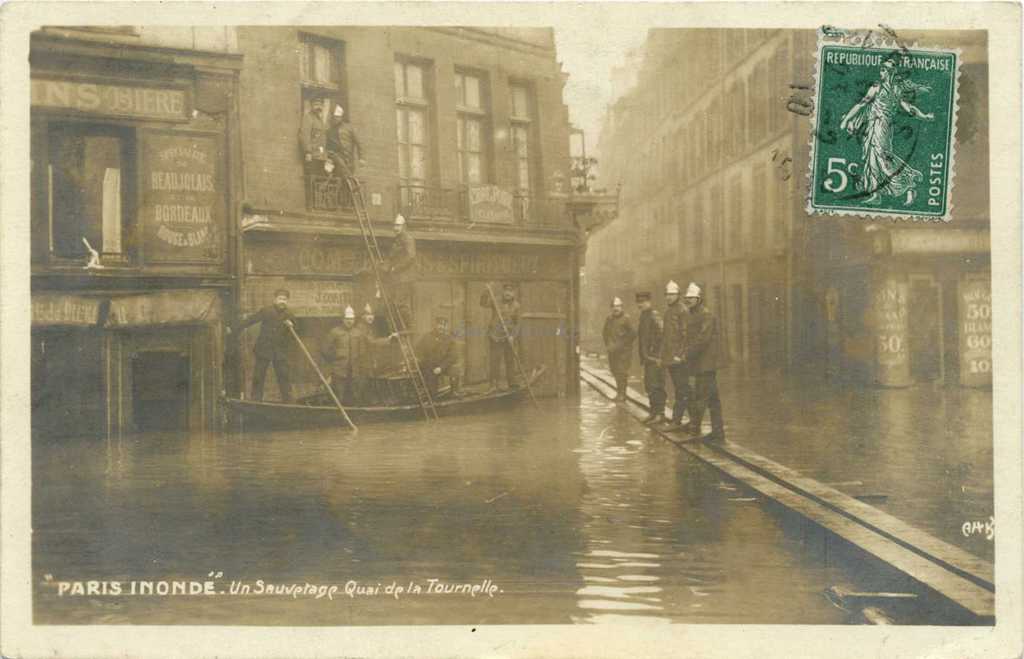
[
  {"x1": 326, "y1": 104, "x2": 363, "y2": 180},
  {"x1": 385, "y1": 214, "x2": 416, "y2": 330},
  {"x1": 480, "y1": 283, "x2": 522, "y2": 392},
  {"x1": 299, "y1": 95, "x2": 329, "y2": 171}
]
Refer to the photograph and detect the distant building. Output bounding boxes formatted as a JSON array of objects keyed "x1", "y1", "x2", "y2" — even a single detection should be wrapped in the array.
[
  {"x1": 584, "y1": 28, "x2": 990, "y2": 388},
  {"x1": 30, "y1": 27, "x2": 243, "y2": 436},
  {"x1": 234, "y1": 27, "x2": 580, "y2": 399}
]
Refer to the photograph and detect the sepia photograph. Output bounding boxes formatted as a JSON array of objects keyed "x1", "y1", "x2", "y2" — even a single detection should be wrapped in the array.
[{"x1": 1, "y1": 2, "x2": 1021, "y2": 658}]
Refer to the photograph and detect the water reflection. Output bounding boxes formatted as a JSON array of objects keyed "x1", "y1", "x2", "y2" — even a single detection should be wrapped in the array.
[{"x1": 35, "y1": 388, "x2": 855, "y2": 625}]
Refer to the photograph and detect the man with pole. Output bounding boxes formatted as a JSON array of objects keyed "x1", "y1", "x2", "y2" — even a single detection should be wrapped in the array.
[
  {"x1": 231, "y1": 288, "x2": 297, "y2": 402},
  {"x1": 480, "y1": 283, "x2": 522, "y2": 393}
]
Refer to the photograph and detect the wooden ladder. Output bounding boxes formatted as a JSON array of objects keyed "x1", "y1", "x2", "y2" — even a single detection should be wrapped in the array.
[{"x1": 345, "y1": 176, "x2": 438, "y2": 421}]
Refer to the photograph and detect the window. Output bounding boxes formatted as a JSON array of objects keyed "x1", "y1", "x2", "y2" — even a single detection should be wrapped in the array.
[
  {"x1": 299, "y1": 34, "x2": 345, "y2": 117},
  {"x1": 510, "y1": 82, "x2": 534, "y2": 192},
  {"x1": 455, "y1": 70, "x2": 490, "y2": 185},
  {"x1": 46, "y1": 123, "x2": 134, "y2": 261},
  {"x1": 395, "y1": 59, "x2": 432, "y2": 192}
]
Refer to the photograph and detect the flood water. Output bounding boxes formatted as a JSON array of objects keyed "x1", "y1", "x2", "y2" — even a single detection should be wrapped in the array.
[{"x1": 35, "y1": 387, "x2": 873, "y2": 625}]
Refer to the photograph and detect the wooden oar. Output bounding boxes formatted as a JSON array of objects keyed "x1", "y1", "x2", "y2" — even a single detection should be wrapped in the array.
[
  {"x1": 485, "y1": 284, "x2": 538, "y2": 407},
  {"x1": 287, "y1": 324, "x2": 357, "y2": 432}
]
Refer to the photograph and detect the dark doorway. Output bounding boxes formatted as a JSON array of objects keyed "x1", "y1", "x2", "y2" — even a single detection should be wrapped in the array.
[
  {"x1": 132, "y1": 351, "x2": 189, "y2": 432},
  {"x1": 908, "y1": 278, "x2": 941, "y2": 383}
]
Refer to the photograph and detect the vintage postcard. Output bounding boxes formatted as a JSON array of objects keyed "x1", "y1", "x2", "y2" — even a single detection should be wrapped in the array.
[{"x1": 1, "y1": 2, "x2": 1021, "y2": 658}]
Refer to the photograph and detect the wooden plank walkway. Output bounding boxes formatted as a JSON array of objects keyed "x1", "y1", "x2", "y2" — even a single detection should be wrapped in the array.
[{"x1": 579, "y1": 366, "x2": 995, "y2": 622}]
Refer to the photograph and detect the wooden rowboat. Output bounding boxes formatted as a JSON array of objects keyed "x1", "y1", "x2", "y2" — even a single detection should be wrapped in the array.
[{"x1": 223, "y1": 365, "x2": 545, "y2": 429}]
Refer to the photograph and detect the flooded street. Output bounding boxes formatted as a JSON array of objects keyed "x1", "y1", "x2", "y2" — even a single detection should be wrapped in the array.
[{"x1": 33, "y1": 387, "x2": 866, "y2": 625}]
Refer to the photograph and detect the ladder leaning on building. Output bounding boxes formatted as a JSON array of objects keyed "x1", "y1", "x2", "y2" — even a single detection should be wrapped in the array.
[{"x1": 344, "y1": 176, "x2": 439, "y2": 421}]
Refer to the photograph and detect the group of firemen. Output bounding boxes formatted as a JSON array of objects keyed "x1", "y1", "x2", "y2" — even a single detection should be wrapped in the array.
[{"x1": 602, "y1": 280, "x2": 725, "y2": 442}]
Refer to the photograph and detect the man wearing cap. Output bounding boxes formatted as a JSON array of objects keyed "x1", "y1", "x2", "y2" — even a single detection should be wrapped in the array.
[
  {"x1": 233, "y1": 289, "x2": 297, "y2": 402},
  {"x1": 299, "y1": 95, "x2": 329, "y2": 172},
  {"x1": 415, "y1": 316, "x2": 464, "y2": 398},
  {"x1": 683, "y1": 282, "x2": 726, "y2": 442},
  {"x1": 322, "y1": 305, "x2": 367, "y2": 405},
  {"x1": 326, "y1": 104, "x2": 363, "y2": 179},
  {"x1": 636, "y1": 291, "x2": 667, "y2": 423},
  {"x1": 659, "y1": 280, "x2": 691, "y2": 430},
  {"x1": 479, "y1": 283, "x2": 522, "y2": 391},
  {"x1": 385, "y1": 214, "x2": 416, "y2": 329},
  {"x1": 603, "y1": 297, "x2": 636, "y2": 402}
]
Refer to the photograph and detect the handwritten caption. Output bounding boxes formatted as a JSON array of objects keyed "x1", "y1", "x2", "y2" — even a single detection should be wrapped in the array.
[
  {"x1": 961, "y1": 517, "x2": 994, "y2": 541},
  {"x1": 43, "y1": 573, "x2": 503, "y2": 601}
]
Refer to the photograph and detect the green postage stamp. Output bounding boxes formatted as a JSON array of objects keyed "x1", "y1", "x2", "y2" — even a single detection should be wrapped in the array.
[{"x1": 807, "y1": 28, "x2": 961, "y2": 221}]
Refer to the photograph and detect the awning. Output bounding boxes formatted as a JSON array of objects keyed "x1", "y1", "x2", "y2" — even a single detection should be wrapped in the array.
[
  {"x1": 32, "y1": 294, "x2": 102, "y2": 327},
  {"x1": 106, "y1": 290, "x2": 221, "y2": 328}
]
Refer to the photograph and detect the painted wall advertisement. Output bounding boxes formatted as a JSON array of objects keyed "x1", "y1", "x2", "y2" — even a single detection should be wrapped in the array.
[
  {"x1": 141, "y1": 132, "x2": 224, "y2": 263},
  {"x1": 873, "y1": 277, "x2": 910, "y2": 387},
  {"x1": 243, "y1": 277, "x2": 354, "y2": 318},
  {"x1": 959, "y1": 279, "x2": 992, "y2": 387},
  {"x1": 467, "y1": 184, "x2": 514, "y2": 224}
]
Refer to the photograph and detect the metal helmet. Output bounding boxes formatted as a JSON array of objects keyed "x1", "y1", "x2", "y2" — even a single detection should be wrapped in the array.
[
  {"x1": 685, "y1": 282, "x2": 702, "y2": 298},
  {"x1": 612, "y1": 296, "x2": 623, "y2": 307},
  {"x1": 363, "y1": 303, "x2": 374, "y2": 315},
  {"x1": 394, "y1": 214, "x2": 406, "y2": 227},
  {"x1": 333, "y1": 104, "x2": 344, "y2": 118},
  {"x1": 666, "y1": 280, "x2": 680, "y2": 294},
  {"x1": 343, "y1": 305, "x2": 356, "y2": 319}
]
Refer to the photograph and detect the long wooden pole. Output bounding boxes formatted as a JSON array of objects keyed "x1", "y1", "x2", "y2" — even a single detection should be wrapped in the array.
[
  {"x1": 287, "y1": 324, "x2": 357, "y2": 432},
  {"x1": 486, "y1": 284, "x2": 538, "y2": 407}
]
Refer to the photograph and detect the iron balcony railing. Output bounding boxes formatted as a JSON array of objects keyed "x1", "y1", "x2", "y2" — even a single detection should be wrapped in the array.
[{"x1": 306, "y1": 174, "x2": 355, "y2": 212}]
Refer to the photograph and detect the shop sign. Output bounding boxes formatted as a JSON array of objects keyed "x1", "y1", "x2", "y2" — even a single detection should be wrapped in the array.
[
  {"x1": 890, "y1": 229, "x2": 989, "y2": 255},
  {"x1": 468, "y1": 185, "x2": 514, "y2": 224},
  {"x1": 872, "y1": 277, "x2": 910, "y2": 386},
  {"x1": 107, "y1": 291, "x2": 220, "y2": 327},
  {"x1": 31, "y1": 77, "x2": 188, "y2": 122},
  {"x1": 959, "y1": 280, "x2": 992, "y2": 387},
  {"x1": 141, "y1": 132, "x2": 224, "y2": 263},
  {"x1": 31, "y1": 294, "x2": 100, "y2": 326},
  {"x1": 246, "y1": 242, "x2": 364, "y2": 276},
  {"x1": 243, "y1": 278, "x2": 354, "y2": 319},
  {"x1": 419, "y1": 246, "x2": 563, "y2": 278}
]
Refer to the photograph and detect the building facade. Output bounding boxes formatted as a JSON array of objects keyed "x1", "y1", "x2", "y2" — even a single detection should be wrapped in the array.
[
  {"x1": 30, "y1": 27, "x2": 243, "y2": 436},
  {"x1": 584, "y1": 29, "x2": 991, "y2": 388},
  {"x1": 233, "y1": 27, "x2": 579, "y2": 400}
]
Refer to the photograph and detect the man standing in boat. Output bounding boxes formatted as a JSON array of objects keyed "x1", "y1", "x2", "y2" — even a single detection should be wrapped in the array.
[
  {"x1": 231, "y1": 288, "x2": 297, "y2": 402},
  {"x1": 636, "y1": 291, "x2": 667, "y2": 423},
  {"x1": 385, "y1": 214, "x2": 416, "y2": 330},
  {"x1": 415, "y1": 316, "x2": 464, "y2": 398},
  {"x1": 659, "y1": 279, "x2": 691, "y2": 431},
  {"x1": 480, "y1": 283, "x2": 522, "y2": 392},
  {"x1": 356, "y1": 303, "x2": 396, "y2": 404},
  {"x1": 603, "y1": 296, "x2": 636, "y2": 402},
  {"x1": 322, "y1": 305, "x2": 366, "y2": 405}
]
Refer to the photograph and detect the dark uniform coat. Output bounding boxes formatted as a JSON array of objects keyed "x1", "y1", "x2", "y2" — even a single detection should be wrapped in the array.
[
  {"x1": 603, "y1": 313, "x2": 637, "y2": 376},
  {"x1": 659, "y1": 303, "x2": 688, "y2": 364},
  {"x1": 238, "y1": 306, "x2": 296, "y2": 359},
  {"x1": 299, "y1": 109, "x2": 328, "y2": 159},
  {"x1": 637, "y1": 309, "x2": 663, "y2": 364},
  {"x1": 387, "y1": 231, "x2": 417, "y2": 283},
  {"x1": 327, "y1": 120, "x2": 362, "y2": 174},
  {"x1": 480, "y1": 292, "x2": 521, "y2": 342},
  {"x1": 322, "y1": 323, "x2": 371, "y2": 378},
  {"x1": 685, "y1": 304, "x2": 723, "y2": 372},
  {"x1": 415, "y1": 330, "x2": 457, "y2": 372}
]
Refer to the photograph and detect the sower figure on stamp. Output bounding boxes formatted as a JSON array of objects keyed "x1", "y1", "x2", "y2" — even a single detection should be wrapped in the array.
[
  {"x1": 602, "y1": 296, "x2": 636, "y2": 402},
  {"x1": 659, "y1": 280, "x2": 691, "y2": 431},
  {"x1": 231, "y1": 289, "x2": 297, "y2": 402},
  {"x1": 636, "y1": 291, "x2": 667, "y2": 423},
  {"x1": 415, "y1": 316, "x2": 464, "y2": 398},
  {"x1": 480, "y1": 283, "x2": 522, "y2": 392},
  {"x1": 683, "y1": 282, "x2": 726, "y2": 442},
  {"x1": 326, "y1": 103, "x2": 364, "y2": 180},
  {"x1": 384, "y1": 214, "x2": 416, "y2": 330}
]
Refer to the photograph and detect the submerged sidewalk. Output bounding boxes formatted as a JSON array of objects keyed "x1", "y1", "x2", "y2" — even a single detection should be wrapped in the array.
[{"x1": 581, "y1": 356, "x2": 995, "y2": 565}]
